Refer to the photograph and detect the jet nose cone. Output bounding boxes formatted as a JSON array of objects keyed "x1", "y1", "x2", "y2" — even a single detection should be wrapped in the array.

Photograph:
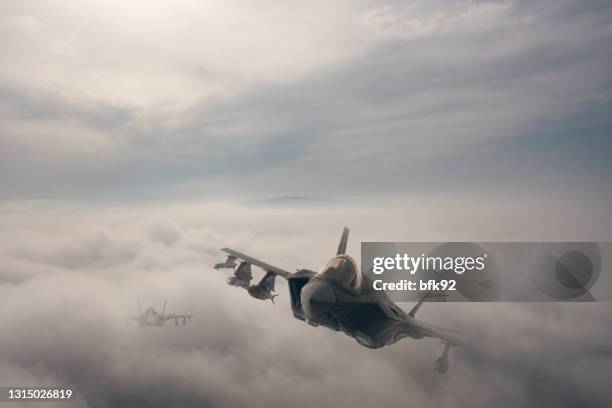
[{"x1": 301, "y1": 279, "x2": 336, "y2": 321}]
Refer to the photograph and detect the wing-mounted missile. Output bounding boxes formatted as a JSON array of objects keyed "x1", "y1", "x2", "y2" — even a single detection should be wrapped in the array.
[
  {"x1": 234, "y1": 262, "x2": 253, "y2": 281},
  {"x1": 215, "y1": 255, "x2": 237, "y2": 270},
  {"x1": 247, "y1": 270, "x2": 279, "y2": 302},
  {"x1": 227, "y1": 261, "x2": 252, "y2": 289}
]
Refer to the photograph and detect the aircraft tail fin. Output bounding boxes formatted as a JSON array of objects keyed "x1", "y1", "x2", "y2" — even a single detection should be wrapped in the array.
[
  {"x1": 137, "y1": 300, "x2": 143, "y2": 316},
  {"x1": 336, "y1": 227, "x2": 350, "y2": 255},
  {"x1": 162, "y1": 299, "x2": 167, "y2": 314}
]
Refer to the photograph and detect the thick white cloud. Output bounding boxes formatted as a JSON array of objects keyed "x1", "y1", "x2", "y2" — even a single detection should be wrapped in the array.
[{"x1": 0, "y1": 199, "x2": 611, "y2": 406}]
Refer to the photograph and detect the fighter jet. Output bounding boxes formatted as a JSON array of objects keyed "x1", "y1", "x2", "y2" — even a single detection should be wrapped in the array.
[
  {"x1": 129, "y1": 300, "x2": 192, "y2": 327},
  {"x1": 222, "y1": 260, "x2": 280, "y2": 303},
  {"x1": 216, "y1": 227, "x2": 469, "y2": 373}
]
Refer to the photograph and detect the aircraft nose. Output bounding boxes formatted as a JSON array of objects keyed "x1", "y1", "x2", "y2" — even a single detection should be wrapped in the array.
[{"x1": 301, "y1": 279, "x2": 336, "y2": 321}]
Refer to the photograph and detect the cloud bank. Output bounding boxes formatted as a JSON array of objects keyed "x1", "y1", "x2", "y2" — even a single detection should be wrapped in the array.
[{"x1": 1, "y1": 199, "x2": 611, "y2": 407}]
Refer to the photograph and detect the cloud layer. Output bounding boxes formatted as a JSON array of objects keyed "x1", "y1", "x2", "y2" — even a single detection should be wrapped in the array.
[{"x1": 1, "y1": 199, "x2": 611, "y2": 407}]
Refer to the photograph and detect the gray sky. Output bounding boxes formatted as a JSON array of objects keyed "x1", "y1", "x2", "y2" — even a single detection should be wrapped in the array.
[
  {"x1": 0, "y1": 0, "x2": 610, "y2": 202},
  {"x1": 1, "y1": 1, "x2": 612, "y2": 407}
]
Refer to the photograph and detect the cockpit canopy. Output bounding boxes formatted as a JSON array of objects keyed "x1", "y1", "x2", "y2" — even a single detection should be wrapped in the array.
[
  {"x1": 319, "y1": 255, "x2": 362, "y2": 289},
  {"x1": 145, "y1": 308, "x2": 155, "y2": 315}
]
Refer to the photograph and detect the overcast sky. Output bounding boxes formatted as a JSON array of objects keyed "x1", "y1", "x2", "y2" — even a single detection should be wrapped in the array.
[
  {"x1": 1, "y1": 1, "x2": 611, "y2": 407},
  {"x1": 0, "y1": 0, "x2": 610, "y2": 202}
]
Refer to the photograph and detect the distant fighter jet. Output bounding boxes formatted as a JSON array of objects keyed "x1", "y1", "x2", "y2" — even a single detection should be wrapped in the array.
[
  {"x1": 216, "y1": 227, "x2": 469, "y2": 373},
  {"x1": 130, "y1": 300, "x2": 192, "y2": 327}
]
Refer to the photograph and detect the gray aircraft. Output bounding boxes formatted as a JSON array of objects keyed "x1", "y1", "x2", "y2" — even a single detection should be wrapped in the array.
[
  {"x1": 130, "y1": 300, "x2": 192, "y2": 327},
  {"x1": 216, "y1": 227, "x2": 469, "y2": 373},
  {"x1": 218, "y1": 259, "x2": 280, "y2": 303}
]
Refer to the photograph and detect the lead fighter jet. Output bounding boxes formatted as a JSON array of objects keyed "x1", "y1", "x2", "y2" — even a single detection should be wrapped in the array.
[{"x1": 217, "y1": 227, "x2": 469, "y2": 373}]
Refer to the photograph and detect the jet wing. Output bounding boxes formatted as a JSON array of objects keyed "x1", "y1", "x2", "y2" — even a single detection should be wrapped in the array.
[
  {"x1": 407, "y1": 318, "x2": 468, "y2": 348},
  {"x1": 221, "y1": 248, "x2": 292, "y2": 279},
  {"x1": 162, "y1": 313, "x2": 192, "y2": 320},
  {"x1": 379, "y1": 296, "x2": 468, "y2": 348},
  {"x1": 163, "y1": 314, "x2": 192, "y2": 325},
  {"x1": 170, "y1": 314, "x2": 192, "y2": 319}
]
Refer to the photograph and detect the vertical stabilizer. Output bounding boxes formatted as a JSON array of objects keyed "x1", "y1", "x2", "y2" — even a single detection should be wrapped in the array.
[{"x1": 337, "y1": 227, "x2": 350, "y2": 255}]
